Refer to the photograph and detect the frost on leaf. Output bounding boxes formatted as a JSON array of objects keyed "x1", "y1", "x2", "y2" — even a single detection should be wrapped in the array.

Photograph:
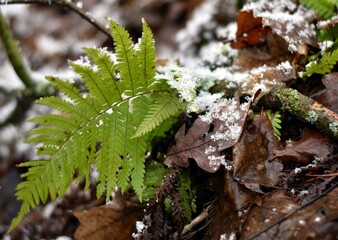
[
  {"x1": 165, "y1": 92, "x2": 260, "y2": 173},
  {"x1": 241, "y1": 0, "x2": 317, "y2": 53}
]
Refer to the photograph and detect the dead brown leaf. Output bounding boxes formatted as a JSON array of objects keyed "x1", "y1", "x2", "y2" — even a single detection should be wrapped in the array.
[
  {"x1": 74, "y1": 192, "x2": 143, "y2": 240},
  {"x1": 232, "y1": 112, "x2": 283, "y2": 193},
  {"x1": 272, "y1": 128, "x2": 332, "y2": 164},
  {"x1": 165, "y1": 95, "x2": 258, "y2": 173}
]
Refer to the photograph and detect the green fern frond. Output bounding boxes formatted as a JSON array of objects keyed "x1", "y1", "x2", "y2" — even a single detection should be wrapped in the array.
[
  {"x1": 303, "y1": 48, "x2": 338, "y2": 77},
  {"x1": 300, "y1": 0, "x2": 336, "y2": 19},
  {"x1": 9, "y1": 19, "x2": 184, "y2": 232}
]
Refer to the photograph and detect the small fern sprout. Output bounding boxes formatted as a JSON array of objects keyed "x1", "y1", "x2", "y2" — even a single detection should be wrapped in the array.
[{"x1": 266, "y1": 110, "x2": 282, "y2": 138}]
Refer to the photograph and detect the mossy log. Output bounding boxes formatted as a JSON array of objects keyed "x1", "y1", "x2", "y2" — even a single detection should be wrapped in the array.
[{"x1": 259, "y1": 88, "x2": 338, "y2": 140}]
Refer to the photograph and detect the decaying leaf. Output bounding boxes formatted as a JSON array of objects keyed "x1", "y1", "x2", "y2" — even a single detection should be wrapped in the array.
[
  {"x1": 74, "y1": 192, "x2": 143, "y2": 240},
  {"x1": 165, "y1": 94, "x2": 259, "y2": 173},
  {"x1": 315, "y1": 72, "x2": 338, "y2": 113},
  {"x1": 232, "y1": 112, "x2": 283, "y2": 193},
  {"x1": 271, "y1": 128, "x2": 332, "y2": 164},
  {"x1": 241, "y1": 187, "x2": 338, "y2": 239}
]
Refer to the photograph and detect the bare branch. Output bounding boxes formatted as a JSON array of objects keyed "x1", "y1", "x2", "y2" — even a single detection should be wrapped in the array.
[{"x1": 0, "y1": 7, "x2": 33, "y2": 88}]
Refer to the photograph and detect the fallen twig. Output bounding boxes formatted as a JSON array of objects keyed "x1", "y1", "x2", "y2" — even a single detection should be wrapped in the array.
[{"x1": 259, "y1": 88, "x2": 338, "y2": 140}]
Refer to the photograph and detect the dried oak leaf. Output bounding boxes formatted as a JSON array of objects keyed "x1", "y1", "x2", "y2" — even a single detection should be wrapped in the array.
[
  {"x1": 241, "y1": 187, "x2": 338, "y2": 239},
  {"x1": 165, "y1": 95, "x2": 258, "y2": 173},
  {"x1": 232, "y1": 112, "x2": 283, "y2": 193},
  {"x1": 271, "y1": 128, "x2": 332, "y2": 164},
  {"x1": 315, "y1": 72, "x2": 338, "y2": 114},
  {"x1": 74, "y1": 193, "x2": 143, "y2": 240}
]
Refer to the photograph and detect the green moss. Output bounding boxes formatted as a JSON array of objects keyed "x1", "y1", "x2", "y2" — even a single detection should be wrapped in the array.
[{"x1": 276, "y1": 89, "x2": 301, "y2": 112}]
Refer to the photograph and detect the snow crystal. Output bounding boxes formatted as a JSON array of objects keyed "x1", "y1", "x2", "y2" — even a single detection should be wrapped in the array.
[
  {"x1": 298, "y1": 220, "x2": 306, "y2": 226},
  {"x1": 72, "y1": 55, "x2": 92, "y2": 68},
  {"x1": 157, "y1": 64, "x2": 198, "y2": 112},
  {"x1": 199, "y1": 42, "x2": 232, "y2": 66},
  {"x1": 132, "y1": 221, "x2": 145, "y2": 238},
  {"x1": 314, "y1": 216, "x2": 321, "y2": 222},
  {"x1": 318, "y1": 41, "x2": 334, "y2": 55},
  {"x1": 276, "y1": 61, "x2": 293, "y2": 75},
  {"x1": 42, "y1": 202, "x2": 57, "y2": 218},
  {"x1": 205, "y1": 146, "x2": 217, "y2": 155},
  {"x1": 298, "y1": 190, "x2": 309, "y2": 196},
  {"x1": 207, "y1": 155, "x2": 223, "y2": 168},
  {"x1": 55, "y1": 237, "x2": 72, "y2": 240},
  {"x1": 220, "y1": 232, "x2": 236, "y2": 240},
  {"x1": 76, "y1": 1, "x2": 83, "y2": 9},
  {"x1": 216, "y1": 22, "x2": 237, "y2": 41},
  {"x1": 196, "y1": 92, "x2": 224, "y2": 112}
]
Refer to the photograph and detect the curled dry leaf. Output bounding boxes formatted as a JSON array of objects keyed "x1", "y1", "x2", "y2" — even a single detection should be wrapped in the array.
[
  {"x1": 232, "y1": 112, "x2": 283, "y2": 193},
  {"x1": 271, "y1": 128, "x2": 332, "y2": 164},
  {"x1": 165, "y1": 93, "x2": 259, "y2": 173},
  {"x1": 74, "y1": 193, "x2": 143, "y2": 240},
  {"x1": 315, "y1": 72, "x2": 338, "y2": 113}
]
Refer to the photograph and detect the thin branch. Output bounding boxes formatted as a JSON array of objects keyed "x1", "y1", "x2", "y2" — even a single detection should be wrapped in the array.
[
  {"x1": 0, "y1": 7, "x2": 33, "y2": 88},
  {"x1": 0, "y1": 0, "x2": 112, "y2": 39}
]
